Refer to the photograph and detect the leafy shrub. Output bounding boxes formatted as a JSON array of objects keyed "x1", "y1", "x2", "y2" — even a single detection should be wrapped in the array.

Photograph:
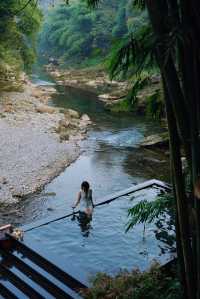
[
  {"x1": 126, "y1": 192, "x2": 176, "y2": 254},
  {"x1": 126, "y1": 193, "x2": 174, "y2": 231},
  {"x1": 82, "y1": 264, "x2": 182, "y2": 299},
  {"x1": 0, "y1": 0, "x2": 42, "y2": 75},
  {"x1": 107, "y1": 98, "x2": 133, "y2": 113}
]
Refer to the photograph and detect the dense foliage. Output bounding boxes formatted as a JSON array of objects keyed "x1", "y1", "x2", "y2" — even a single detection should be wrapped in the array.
[
  {"x1": 126, "y1": 193, "x2": 174, "y2": 231},
  {"x1": 82, "y1": 264, "x2": 182, "y2": 299},
  {"x1": 38, "y1": 0, "x2": 147, "y2": 66},
  {"x1": 126, "y1": 192, "x2": 176, "y2": 254},
  {"x1": 0, "y1": 0, "x2": 42, "y2": 75}
]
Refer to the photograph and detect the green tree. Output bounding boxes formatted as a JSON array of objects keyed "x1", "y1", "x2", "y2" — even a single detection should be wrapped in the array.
[
  {"x1": 112, "y1": 0, "x2": 128, "y2": 38},
  {"x1": 0, "y1": 0, "x2": 42, "y2": 74},
  {"x1": 38, "y1": 0, "x2": 142, "y2": 66}
]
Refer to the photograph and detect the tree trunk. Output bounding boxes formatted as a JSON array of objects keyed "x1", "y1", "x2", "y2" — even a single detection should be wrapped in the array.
[
  {"x1": 163, "y1": 79, "x2": 195, "y2": 299},
  {"x1": 145, "y1": 1, "x2": 198, "y2": 298},
  {"x1": 146, "y1": 0, "x2": 191, "y2": 163}
]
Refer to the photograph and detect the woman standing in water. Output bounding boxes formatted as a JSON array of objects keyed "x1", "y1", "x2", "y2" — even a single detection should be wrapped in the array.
[{"x1": 72, "y1": 181, "x2": 94, "y2": 216}]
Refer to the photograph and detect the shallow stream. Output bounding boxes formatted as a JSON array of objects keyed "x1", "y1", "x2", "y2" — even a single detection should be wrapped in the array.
[{"x1": 0, "y1": 71, "x2": 172, "y2": 283}]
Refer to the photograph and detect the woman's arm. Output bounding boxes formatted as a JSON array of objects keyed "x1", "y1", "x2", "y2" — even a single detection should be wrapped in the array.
[{"x1": 72, "y1": 191, "x2": 81, "y2": 208}]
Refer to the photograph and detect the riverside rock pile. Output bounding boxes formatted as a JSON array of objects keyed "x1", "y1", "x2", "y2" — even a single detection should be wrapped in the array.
[{"x1": 45, "y1": 64, "x2": 128, "y2": 99}]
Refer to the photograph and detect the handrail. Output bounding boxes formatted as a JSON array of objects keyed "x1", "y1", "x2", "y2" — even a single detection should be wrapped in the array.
[
  {"x1": 24, "y1": 210, "x2": 80, "y2": 232},
  {"x1": 22, "y1": 179, "x2": 171, "y2": 233}
]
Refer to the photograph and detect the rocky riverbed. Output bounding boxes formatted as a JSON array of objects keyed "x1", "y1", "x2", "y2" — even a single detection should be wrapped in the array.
[
  {"x1": 45, "y1": 64, "x2": 129, "y2": 100},
  {"x1": 45, "y1": 65, "x2": 169, "y2": 149},
  {"x1": 45, "y1": 65, "x2": 162, "y2": 115},
  {"x1": 0, "y1": 80, "x2": 91, "y2": 204}
]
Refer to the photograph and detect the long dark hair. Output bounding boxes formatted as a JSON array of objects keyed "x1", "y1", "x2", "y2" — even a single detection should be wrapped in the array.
[{"x1": 81, "y1": 181, "x2": 90, "y2": 197}]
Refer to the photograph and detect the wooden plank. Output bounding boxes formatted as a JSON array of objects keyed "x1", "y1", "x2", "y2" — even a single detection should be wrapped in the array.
[
  {"x1": 0, "y1": 248, "x2": 73, "y2": 299},
  {"x1": 0, "y1": 282, "x2": 19, "y2": 299},
  {"x1": 8, "y1": 235, "x2": 87, "y2": 292},
  {"x1": 0, "y1": 264, "x2": 45, "y2": 299}
]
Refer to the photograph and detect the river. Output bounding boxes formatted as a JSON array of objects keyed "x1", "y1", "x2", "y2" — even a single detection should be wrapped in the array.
[
  {"x1": 0, "y1": 72, "x2": 170, "y2": 226},
  {"x1": 0, "y1": 72, "x2": 172, "y2": 284}
]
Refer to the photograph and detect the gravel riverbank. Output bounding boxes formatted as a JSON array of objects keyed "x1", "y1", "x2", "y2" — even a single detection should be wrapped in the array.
[{"x1": 0, "y1": 81, "x2": 91, "y2": 204}]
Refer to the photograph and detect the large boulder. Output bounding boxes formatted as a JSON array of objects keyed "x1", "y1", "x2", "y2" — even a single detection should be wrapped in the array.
[
  {"x1": 40, "y1": 86, "x2": 57, "y2": 94},
  {"x1": 65, "y1": 109, "x2": 80, "y2": 119},
  {"x1": 50, "y1": 70, "x2": 61, "y2": 78},
  {"x1": 36, "y1": 104, "x2": 58, "y2": 114},
  {"x1": 81, "y1": 114, "x2": 90, "y2": 122},
  {"x1": 98, "y1": 94, "x2": 119, "y2": 101},
  {"x1": 140, "y1": 133, "x2": 169, "y2": 149}
]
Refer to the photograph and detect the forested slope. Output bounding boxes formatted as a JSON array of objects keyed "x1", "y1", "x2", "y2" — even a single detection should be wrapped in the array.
[
  {"x1": 38, "y1": 0, "x2": 147, "y2": 67},
  {"x1": 0, "y1": 1, "x2": 42, "y2": 90}
]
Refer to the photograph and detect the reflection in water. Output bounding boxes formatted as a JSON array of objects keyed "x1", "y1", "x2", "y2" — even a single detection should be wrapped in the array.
[
  {"x1": 78, "y1": 212, "x2": 93, "y2": 238},
  {"x1": 123, "y1": 147, "x2": 170, "y2": 182},
  {"x1": 71, "y1": 211, "x2": 93, "y2": 238},
  {"x1": 23, "y1": 189, "x2": 173, "y2": 278}
]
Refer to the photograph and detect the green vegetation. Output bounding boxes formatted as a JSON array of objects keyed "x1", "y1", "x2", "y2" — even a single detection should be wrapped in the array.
[
  {"x1": 2, "y1": 0, "x2": 199, "y2": 297},
  {"x1": 145, "y1": 89, "x2": 163, "y2": 120},
  {"x1": 82, "y1": 264, "x2": 182, "y2": 299},
  {"x1": 107, "y1": 79, "x2": 164, "y2": 118},
  {"x1": 38, "y1": 0, "x2": 147, "y2": 67},
  {"x1": 127, "y1": 192, "x2": 176, "y2": 254},
  {"x1": 126, "y1": 193, "x2": 174, "y2": 231},
  {"x1": 39, "y1": 0, "x2": 124, "y2": 65},
  {"x1": 106, "y1": 98, "x2": 133, "y2": 113},
  {"x1": 39, "y1": 0, "x2": 162, "y2": 114},
  {"x1": 104, "y1": 4, "x2": 163, "y2": 114},
  {"x1": 0, "y1": 0, "x2": 42, "y2": 86}
]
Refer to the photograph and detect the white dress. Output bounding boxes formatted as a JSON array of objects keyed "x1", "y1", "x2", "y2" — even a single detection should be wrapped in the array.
[{"x1": 79, "y1": 189, "x2": 93, "y2": 211}]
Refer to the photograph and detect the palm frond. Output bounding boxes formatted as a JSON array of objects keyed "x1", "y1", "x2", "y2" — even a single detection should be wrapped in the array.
[
  {"x1": 126, "y1": 193, "x2": 174, "y2": 232},
  {"x1": 126, "y1": 75, "x2": 150, "y2": 104},
  {"x1": 108, "y1": 23, "x2": 155, "y2": 80}
]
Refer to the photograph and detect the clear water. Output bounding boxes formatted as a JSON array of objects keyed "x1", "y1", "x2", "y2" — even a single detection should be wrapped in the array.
[
  {"x1": 0, "y1": 69, "x2": 172, "y2": 286},
  {"x1": 0, "y1": 77, "x2": 169, "y2": 226},
  {"x1": 23, "y1": 188, "x2": 172, "y2": 284}
]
